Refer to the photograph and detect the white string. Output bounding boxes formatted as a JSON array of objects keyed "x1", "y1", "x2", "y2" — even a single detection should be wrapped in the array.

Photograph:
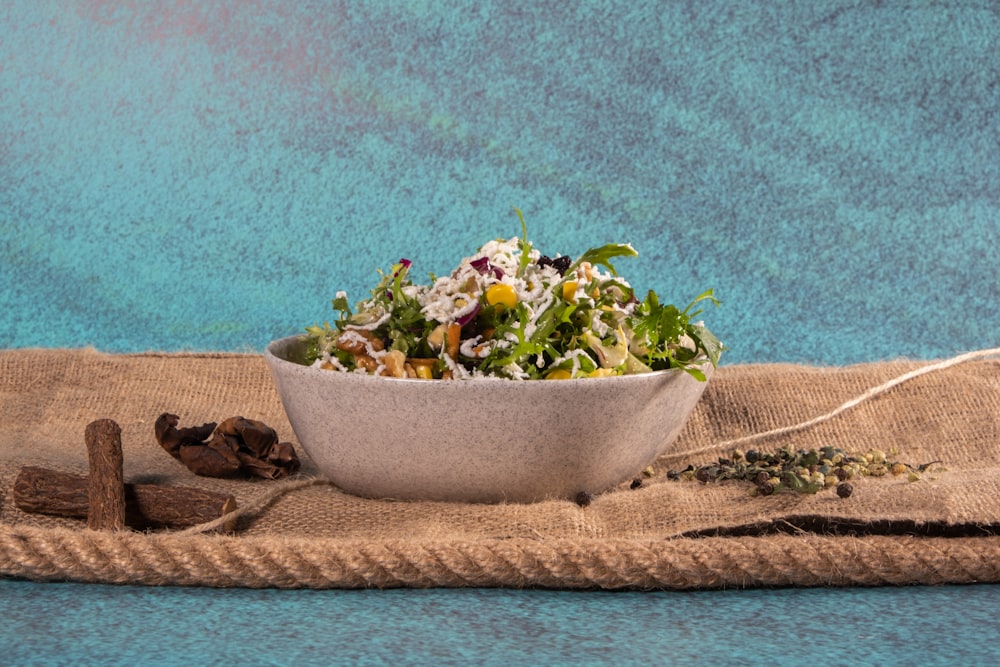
[
  {"x1": 665, "y1": 346, "x2": 1000, "y2": 462},
  {"x1": 174, "y1": 477, "x2": 334, "y2": 536}
]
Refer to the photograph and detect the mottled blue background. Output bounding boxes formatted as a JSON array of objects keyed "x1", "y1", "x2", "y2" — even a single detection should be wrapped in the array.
[
  {"x1": 3, "y1": 1, "x2": 1000, "y2": 663},
  {"x1": 3, "y1": 580, "x2": 1000, "y2": 666},
  {"x1": 3, "y1": 1, "x2": 997, "y2": 363}
]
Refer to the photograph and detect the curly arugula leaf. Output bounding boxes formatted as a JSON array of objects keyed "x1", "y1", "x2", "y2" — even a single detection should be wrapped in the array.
[
  {"x1": 566, "y1": 243, "x2": 638, "y2": 277},
  {"x1": 513, "y1": 207, "x2": 533, "y2": 278},
  {"x1": 331, "y1": 294, "x2": 353, "y2": 323},
  {"x1": 688, "y1": 321, "x2": 725, "y2": 368},
  {"x1": 632, "y1": 290, "x2": 684, "y2": 354},
  {"x1": 682, "y1": 288, "x2": 721, "y2": 318},
  {"x1": 630, "y1": 288, "x2": 726, "y2": 380}
]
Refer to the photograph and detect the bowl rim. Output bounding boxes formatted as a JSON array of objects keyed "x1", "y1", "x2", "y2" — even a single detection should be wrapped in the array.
[{"x1": 264, "y1": 334, "x2": 712, "y2": 386}]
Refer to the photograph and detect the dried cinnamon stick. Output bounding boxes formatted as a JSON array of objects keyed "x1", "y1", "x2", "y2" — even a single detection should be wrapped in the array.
[
  {"x1": 14, "y1": 466, "x2": 238, "y2": 531},
  {"x1": 85, "y1": 419, "x2": 126, "y2": 531}
]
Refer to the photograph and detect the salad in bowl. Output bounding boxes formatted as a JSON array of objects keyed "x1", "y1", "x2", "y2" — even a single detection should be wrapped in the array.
[
  {"x1": 303, "y1": 211, "x2": 723, "y2": 382},
  {"x1": 264, "y1": 213, "x2": 724, "y2": 502}
]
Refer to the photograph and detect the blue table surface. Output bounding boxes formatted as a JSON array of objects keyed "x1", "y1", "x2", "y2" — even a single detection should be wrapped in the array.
[
  {"x1": 3, "y1": 1, "x2": 999, "y2": 664},
  {"x1": 3, "y1": 580, "x2": 1000, "y2": 666}
]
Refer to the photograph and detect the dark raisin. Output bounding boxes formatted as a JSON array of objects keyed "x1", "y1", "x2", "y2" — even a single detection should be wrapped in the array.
[
  {"x1": 836, "y1": 482, "x2": 853, "y2": 499},
  {"x1": 630, "y1": 478, "x2": 643, "y2": 490},
  {"x1": 537, "y1": 255, "x2": 572, "y2": 276},
  {"x1": 574, "y1": 491, "x2": 594, "y2": 507}
]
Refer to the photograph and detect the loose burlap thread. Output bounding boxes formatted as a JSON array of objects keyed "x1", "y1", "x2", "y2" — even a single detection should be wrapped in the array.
[{"x1": 2, "y1": 348, "x2": 999, "y2": 589}]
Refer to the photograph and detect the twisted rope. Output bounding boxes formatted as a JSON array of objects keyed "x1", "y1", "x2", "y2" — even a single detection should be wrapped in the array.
[{"x1": 2, "y1": 524, "x2": 999, "y2": 588}]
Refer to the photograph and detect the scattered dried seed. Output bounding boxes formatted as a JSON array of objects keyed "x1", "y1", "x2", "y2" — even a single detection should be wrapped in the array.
[{"x1": 663, "y1": 445, "x2": 940, "y2": 498}]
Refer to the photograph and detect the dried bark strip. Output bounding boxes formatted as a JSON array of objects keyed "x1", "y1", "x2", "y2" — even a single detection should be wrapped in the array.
[
  {"x1": 14, "y1": 467, "x2": 238, "y2": 531},
  {"x1": 85, "y1": 419, "x2": 126, "y2": 531}
]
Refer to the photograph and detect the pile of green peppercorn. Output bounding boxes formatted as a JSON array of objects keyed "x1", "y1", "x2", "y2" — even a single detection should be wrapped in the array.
[{"x1": 665, "y1": 445, "x2": 942, "y2": 498}]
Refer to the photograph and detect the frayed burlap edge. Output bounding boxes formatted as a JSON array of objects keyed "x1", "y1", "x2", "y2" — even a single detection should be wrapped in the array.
[{"x1": 3, "y1": 524, "x2": 999, "y2": 589}]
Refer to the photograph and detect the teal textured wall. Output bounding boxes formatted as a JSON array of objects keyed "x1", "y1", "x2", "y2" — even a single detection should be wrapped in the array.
[{"x1": 3, "y1": 2, "x2": 998, "y2": 363}]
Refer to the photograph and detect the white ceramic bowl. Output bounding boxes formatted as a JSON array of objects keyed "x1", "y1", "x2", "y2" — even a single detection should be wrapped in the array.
[{"x1": 264, "y1": 335, "x2": 712, "y2": 503}]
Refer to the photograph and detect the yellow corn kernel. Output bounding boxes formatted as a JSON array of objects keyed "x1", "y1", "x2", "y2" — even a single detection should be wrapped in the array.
[
  {"x1": 485, "y1": 283, "x2": 518, "y2": 308},
  {"x1": 413, "y1": 363, "x2": 434, "y2": 379},
  {"x1": 562, "y1": 280, "x2": 578, "y2": 302},
  {"x1": 545, "y1": 369, "x2": 572, "y2": 380}
]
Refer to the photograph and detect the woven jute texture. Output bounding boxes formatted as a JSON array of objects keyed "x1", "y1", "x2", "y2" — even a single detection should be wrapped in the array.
[{"x1": 2, "y1": 348, "x2": 999, "y2": 589}]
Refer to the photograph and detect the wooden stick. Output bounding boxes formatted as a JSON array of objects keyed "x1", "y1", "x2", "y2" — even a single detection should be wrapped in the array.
[
  {"x1": 14, "y1": 466, "x2": 238, "y2": 531},
  {"x1": 85, "y1": 419, "x2": 126, "y2": 531}
]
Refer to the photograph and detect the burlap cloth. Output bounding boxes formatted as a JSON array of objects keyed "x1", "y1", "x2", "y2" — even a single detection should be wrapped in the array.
[{"x1": 2, "y1": 348, "x2": 999, "y2": 589}]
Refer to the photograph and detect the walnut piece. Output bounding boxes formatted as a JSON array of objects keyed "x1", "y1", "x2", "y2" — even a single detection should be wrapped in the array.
[{"x1": 155, "y1": 413, "x2": 301, "y2": 480}]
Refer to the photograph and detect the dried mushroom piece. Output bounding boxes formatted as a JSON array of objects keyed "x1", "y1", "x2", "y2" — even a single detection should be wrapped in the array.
[{"x1": 155, "y1": 413, "x2": 300, "y2": 479}]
